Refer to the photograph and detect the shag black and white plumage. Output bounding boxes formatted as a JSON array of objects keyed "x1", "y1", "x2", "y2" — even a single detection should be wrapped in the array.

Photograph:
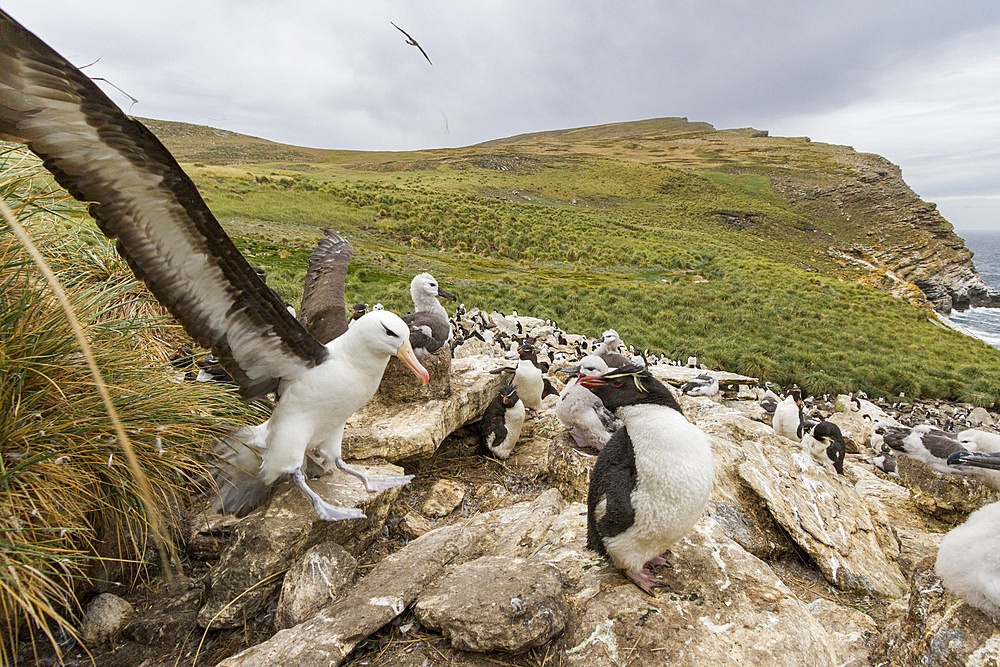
[
  {"x1": 801, "y1": 420, "x2": 846, "y2": 475},
  {"x1": 555, "y1": 355, "x2": 622, "y2": 451},
  {"x1": 680, "y1": 372, "x2": 719, "y2": 397},
  {"x1": 0, "y1": 12, "x2": 431, "y2": 521},
  {"x1": 402, "y1": 272, "x2": 456, "y2": 355},
  {"x1": 582, "y1": 365, "x2": 714, "y2": 593},
  {"x1": 480, "y1": 385, "x2": 525, "y2": 459}
]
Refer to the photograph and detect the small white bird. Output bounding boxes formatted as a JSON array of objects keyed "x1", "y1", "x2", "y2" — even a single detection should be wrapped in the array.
[
  {"x1": 772, "y1": 388, "x2": 804, "y2": 441},
  {"x1": 555, "y1": 355, "x2": 622, "y2": 450}
]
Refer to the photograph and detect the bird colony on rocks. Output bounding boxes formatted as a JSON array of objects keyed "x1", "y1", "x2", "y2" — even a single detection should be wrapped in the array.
[{"x1": 5, "y1": 10, "x2": 1000, "y2": 666}]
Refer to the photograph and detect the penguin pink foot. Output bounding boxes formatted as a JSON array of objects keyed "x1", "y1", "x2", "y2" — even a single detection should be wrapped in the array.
[{"x1": 625, "y1": 567, "x2": 662, "y2": 593}]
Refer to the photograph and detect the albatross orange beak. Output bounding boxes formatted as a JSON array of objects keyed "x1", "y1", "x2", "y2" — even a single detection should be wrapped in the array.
[{"x1": 396, "y1": 339, "x2": 430, "y2": 385}]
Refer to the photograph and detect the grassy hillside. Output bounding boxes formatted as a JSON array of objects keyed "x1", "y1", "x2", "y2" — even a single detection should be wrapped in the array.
[{"x1": 39, "y1": 117, "x2": 1000, "y2": 405}]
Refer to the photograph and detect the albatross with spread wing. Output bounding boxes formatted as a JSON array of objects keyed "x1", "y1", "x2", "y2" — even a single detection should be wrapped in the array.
[{"x1": 0, "y1": 10, "x2": 429, "y2": 521}]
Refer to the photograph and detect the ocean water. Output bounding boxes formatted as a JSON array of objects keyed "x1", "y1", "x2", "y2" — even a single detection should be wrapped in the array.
[{"x1": 948, "y1": 230, "x2": 1000, "y2": 349}]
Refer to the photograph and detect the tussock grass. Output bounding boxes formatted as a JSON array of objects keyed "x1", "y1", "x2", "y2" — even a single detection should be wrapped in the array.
[
  {"x1": 0, "y1": 148, "x2": 263, "y2": 664},
  {"x1": 184, "y1": 134, "x2": 1000, "y2": 406}
]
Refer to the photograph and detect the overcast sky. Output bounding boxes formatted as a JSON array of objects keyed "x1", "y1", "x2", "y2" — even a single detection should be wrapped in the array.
[{"x1": 6, "y1": 1, "x2": 1000, "y2": 231}]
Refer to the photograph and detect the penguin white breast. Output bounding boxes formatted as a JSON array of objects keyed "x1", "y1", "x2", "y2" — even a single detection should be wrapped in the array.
[
  {"x1": 513, "y1": 361, "x2": 543, "y2": 408},
  {"x1": 602, "y1": 405, "x2": 714, "y2": 572}
]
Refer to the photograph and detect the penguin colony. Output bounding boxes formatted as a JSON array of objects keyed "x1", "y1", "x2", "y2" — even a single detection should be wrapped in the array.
[{"x1": 6, "y1": 10, "x2": 1000, "y2": 611}]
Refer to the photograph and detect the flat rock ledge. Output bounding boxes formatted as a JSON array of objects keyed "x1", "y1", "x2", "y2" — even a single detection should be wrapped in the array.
[{"x1": 342, "y1": 355, "x2": 507, "y2": 461}]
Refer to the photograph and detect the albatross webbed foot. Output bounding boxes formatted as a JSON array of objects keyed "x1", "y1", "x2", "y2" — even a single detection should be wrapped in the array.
[
  {"x1": 646, "y1": 555, "x2": 669, "y2": 567},
  {"x1": 292, "y1": 468, "x2": 365, "y2": 521},
  {"x1": 335, "y1": 458, "x2": 414, "y2": 492}
]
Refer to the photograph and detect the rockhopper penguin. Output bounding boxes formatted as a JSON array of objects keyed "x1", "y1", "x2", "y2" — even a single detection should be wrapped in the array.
[
  {"x1": 581, "y1": 365, "x2": 714, "y2": 593},
  {"x1": 480, "y1": 384, "x2": 525, "y2": 459},
  {"x1": 801, "y1": 420, "x2": 847, "y2": 475}
]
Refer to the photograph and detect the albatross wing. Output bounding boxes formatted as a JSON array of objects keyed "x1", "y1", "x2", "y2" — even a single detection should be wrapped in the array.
[
  {"x1": 298, "y1": 229, "x2": 352, "y2": 344},
  {"x1": 0, "y1": 10, "x2": 328, "y2": 399}
]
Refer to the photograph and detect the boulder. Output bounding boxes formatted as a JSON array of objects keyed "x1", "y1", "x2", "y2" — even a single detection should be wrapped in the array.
[
  {"x1": 828, "y1": 411, "x2": 875, "y2": 454},
  {"x1": 414, "y1": 556, "x2": 568, "y2": 652},
  {"x1": 276, "y1": 543, "x2": 358, "y2": 630},
  {"x1": 420, "y1": 479, "x2": 467, "y2": 517},
  {"x1": 377, "y1": 345, "x2": 451, "y2": 401},
  {"x1": 969, "y1": 407, "x2": 995, "y2": 427},
  {"x1": 738, "y1": 439, "x2": 907, "y2": 597},
  {"x1": 399, "y1": 511, "x2": 433, "y2": 540},
  {"x1": 871, "y1": 557, "x2": 1000, "y2": 666},
  {"x1": 81, "y1": 593, "x2": 135, "y2": 645},
  {"x1": 342, "y1": 356, "x2": 507, "y2": 461},
  {"x1": 697, "y1": 409, "x2": 907, "y2": 598},
  {"x1": 895, "y1": 455, "x2": 999, "y2": 522},
  {"x1": 187, "y1": 510, "x2": 240, "y2": 560},
  {"x1": 197, "y1": 463, "x2": 402, "y2": 629}
]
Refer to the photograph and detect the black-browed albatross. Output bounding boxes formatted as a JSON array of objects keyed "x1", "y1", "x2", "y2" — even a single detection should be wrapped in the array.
[{"x1": 0, "y1": 11, "x2": 430, "y2": 521}]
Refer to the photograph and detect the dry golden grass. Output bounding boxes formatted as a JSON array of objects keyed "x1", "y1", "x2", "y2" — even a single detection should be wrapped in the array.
[{"x1": 0, "y1": 147, "x2": 264, "y2": 664}]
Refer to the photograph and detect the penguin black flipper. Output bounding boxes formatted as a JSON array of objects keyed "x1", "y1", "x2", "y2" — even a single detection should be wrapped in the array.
[
  {"x1": 827, "y1": 440, "x2": 846, "y2": 475},
  {"x1": 587, "y1": 426, "x2": 637, "y2": 556},
  {"x1": 480, "y1": 394, "x2": 508, "y2": 454},
  {"x1": 542, "y1": 378, "x2": 559, "y2": 399}
]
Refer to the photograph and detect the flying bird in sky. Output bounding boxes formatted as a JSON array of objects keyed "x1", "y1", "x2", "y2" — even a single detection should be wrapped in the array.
[{"x1": 391, "y1": 21, "x2": 433, "y2": 65}]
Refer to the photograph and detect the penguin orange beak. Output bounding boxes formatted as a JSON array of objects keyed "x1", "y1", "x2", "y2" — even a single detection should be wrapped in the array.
[
  {"x1": 578, "y1": 375, "x2": 606, "y2": 389},
  {"x1": 396, "y1": 339, "x2": 430, "y2": 385}
]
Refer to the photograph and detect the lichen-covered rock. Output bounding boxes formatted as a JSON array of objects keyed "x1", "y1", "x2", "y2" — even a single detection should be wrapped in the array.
[
  {"x1": 197, "y1": 463, "x2": 402, "y2": 629},
  {"x1": 415, "y1": 556, "x2": 567, "y2": 652},
  {"x1": 276, "y1": 543, "x2": 357, "y2": 630},
  {"x1": 126, "y1": 586, "x2": 201, "y2": 645},
  {"x1": 81, "y1": 593, "x2": 135, "y2": 645},
  {"x1": 895, "y1": 455, "x2": 999, "y2": 522},
  {"x1": 872, "y1": 557, "x2": 1000, "y2": 666},
  {"x1": 343, "y1": 356, "x2": 507, "y2": 461},
  {"x1": 543, "y1": 431, "x2": 594, "y2": 502}
]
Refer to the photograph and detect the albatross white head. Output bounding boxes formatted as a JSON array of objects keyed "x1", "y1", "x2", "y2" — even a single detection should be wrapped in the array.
[
  {"x1": 410, "y1": 272, "x2": 456, "y2": 315},
  {"x1": 344, "y1": 310, "x2": 430, "y2": 385}
]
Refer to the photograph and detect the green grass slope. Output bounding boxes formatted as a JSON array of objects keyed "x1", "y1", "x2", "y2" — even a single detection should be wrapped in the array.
[{"x1": 74, "y1": 118, "x2": 1000, "y2": 405}]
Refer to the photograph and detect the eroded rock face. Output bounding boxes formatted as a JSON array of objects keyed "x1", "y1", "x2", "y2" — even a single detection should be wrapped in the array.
[
  {"x1": 343, "y1": 356, "x2": 507, "y2": 461},
  {"x1": 872, "y1": 557, "x2": 1000, "y2": 666},
  {"x1": 276, "y1": 543, "x2": 357, "y2": 630},
  {"x1": 415, "y1": 556, "x2": 568, "y2": 652},
  {"x1": 197, "y1": 463, "x2": 402, "y2": 629},
  {"x1": 419, "y1": 479, "x2": 467, "y2": 517}
]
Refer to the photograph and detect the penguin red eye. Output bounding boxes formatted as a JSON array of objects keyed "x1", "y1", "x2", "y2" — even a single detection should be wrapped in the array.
[{"x1": 614, "y1": 380, "x2": 623, "y2": 388}]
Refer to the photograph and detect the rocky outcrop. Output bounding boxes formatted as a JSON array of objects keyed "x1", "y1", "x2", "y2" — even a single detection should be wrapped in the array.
[
  {"x1": 197, "y1": 463, "x2": 402, "y2": 629},
  {"x1": 771, "y1": 150, "x2": 1000, "y2": 313},
  {"x1": 342, "y1": 356, "x2": 507, "y2": 461},
  {"x1": 220, "y1": 491, "x2": 846, "y2": 667}
]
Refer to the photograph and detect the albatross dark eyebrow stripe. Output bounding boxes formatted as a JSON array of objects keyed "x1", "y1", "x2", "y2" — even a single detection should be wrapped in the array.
[{"x1": 0, "y1": 10, "x2": 328, "y2": 399}]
